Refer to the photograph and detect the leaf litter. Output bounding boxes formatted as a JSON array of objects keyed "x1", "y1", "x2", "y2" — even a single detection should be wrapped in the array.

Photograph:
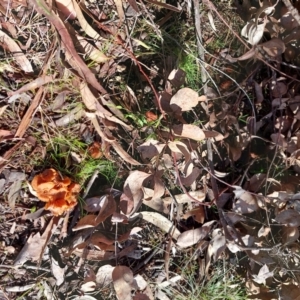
[{"x1": 3, "y1": 0, "x2": 300, "y2": 299}]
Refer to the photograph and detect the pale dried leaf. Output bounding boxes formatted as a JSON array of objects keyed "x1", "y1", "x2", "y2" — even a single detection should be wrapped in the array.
[
  {"x1": 208, "y1": 229, "x2": 226, "y2": 262},
  {"x1": 133, "y1": 274, "x2": 148, "y2": 290},
  {"x1": 78, "y1": 37, "x2": 110, "y2": 63},
  {"x1": 55, "y1": 105, "x2": 84, "y2": 127},
  {"x1": 0, "y1": 29, "x2": 33, "y2": 72},
  {"x1": 72, "y1": 0, "x2": 102, "y2": 39},
  {"x1": 96, "y1": 264, "x2": 115, "y2": 286},
  {"x1": 207, "y1": 11, "x2": 217, "y2": 31},
  {"x1": 172, "y1": 124, "x2": 205, "y2": 141},
  {"x1": 252, "y1": 264, "x2": 273, "y2": 285},
  {"x1": 241, "y1": 19, "x2": 266, "y2": 45},
  {"x1": 81, "y1": 282, "x2": 96, "y2": 292},
  {"x1": 124, "y1": 171, "x2": 152, "y2": 214},
  {"x1": 137, "y1": 211, "x2": 180, "y2": 239},
  {"x1": 114, "y1": 0, "x2": 125, "y2": 23},
  {"x1": 258, "y1": 226, "x2": 271, "y2": 238},
  {"x1": 80, "y1": 83, "x2": 131, "y2": 129},
  {"x1": 227, "y1": 235, "x2": 254, "y2": 253},
  {"x1": 170, "y1": 88, "x2": 201, "y2": 112},
  {"x1": 111, "y1": 212, "x2": 128, "y2": 223},
  {"x1": 112, "y1": 266, "x2": 134, "y2": 300},
  {"x1": 51, "y1": 255, "x2": 65, "y2": 286},
  {"x1": 237, "y1": 47, "x2": 256, "y2": 61}
]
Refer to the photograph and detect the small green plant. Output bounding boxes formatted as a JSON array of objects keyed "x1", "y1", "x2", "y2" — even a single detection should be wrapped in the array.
[
  {"x1": 170, "y1": 262, "x2": 247, "y2": 300},
  {"x1": 179, "y1": 53, "x2": 201, "y2": 90},
  {"x1": 45, "y1": 134, "x2": 119, "y2": 186}
]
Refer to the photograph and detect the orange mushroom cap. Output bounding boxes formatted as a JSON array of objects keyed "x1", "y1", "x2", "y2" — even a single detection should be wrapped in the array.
[{"x1": 31, "y1": 168, "x2": 80, "y2": 216}]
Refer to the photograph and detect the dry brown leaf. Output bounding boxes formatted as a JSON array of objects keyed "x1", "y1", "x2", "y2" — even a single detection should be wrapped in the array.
[
  {"x1": 170, "y1": 87, "x2": 201, "y2": 113},
  {"x1": 280, "y1": 284, "x2": 300, "y2": 300},
  {"x1": 133, "y1": 293, "x2": 150, "y2": 300},
  {"x1": 178, "y1": 167, "x2": 201, "y2": 187},
  {"x1": 80, "y1": 83, "x2": 131, "y2": 129},
  {"x1": 270, "y1": 133, "x2": 287, "y2": 148},
  {"x1": 31, "y1": 0, "x2": 107, "y2": 94},
  {"x1": 183, "y1": 206, "x2": 205, "y2": 223},
  {"x1": 248, "y1": 173, "x2": 267, "y2": 192},
  {"x1": 260, "y1": 38, "x2": 286, "y2": 57},
  {"x1": 14, "y1": 217, "x2": 59, "y2": 266},
  {"x1": 0, "y1": 29, "x2": 33, "y2": 73},
  {"x1": 167, "y1": 141, "x2": 191, "y2": 161},
  {"x1": 8, "y1": 180, "x2": 23, "y2": 209},
  {"x1": 72, "y1": 214, "x2": 100, "y2": 231},
  {"x1": 253, "y1": 80, "x2": 264, "y2": 103},
  {"x1": 90, "y1": 232, "x2": 115, "y2": 246},
  {"x1": 55, "y1": 0, "x2": 76, "y2": 18},
  {"x1": 86, "y1": 113, "x2": 140, "y2": 165},
  {"x1": 275, "y1": 209, "x2": 300, "y2": 227},
  {"x1": 271, "y1": 82, "x2": 287, "y2": 98},
  {"x1": 137, "y1": 140, "x2": 165, "y2": 160},
  {"x1": 168, "y1": 68, "x2": 186, "y2": 88},
  {"x1": 120, "y1": 193, "x2": 134, "y2": 215},
  {"x1": 172, "y1": 124, "x2": 205, "y2": 141},
  {"x1": 282, "y1": 226, "x2": 299, "y2": 245},
  {"x1": 142, "y1": 188, "x2": 169, "y2": 214},
  {"x1": 112, "y1": 266, "x2": 134, "y2": 300},
  {"x1": 84, "y1": 195, "x2": 108, "y2": 212},
  {"x1": 123, "y1": 171, "x2": 152, "y2": 214},
  {"x1": 163, "y1": 190, "x2": 206, "y2": 204},
  {"x1": 203, "y1": 130, "x2": 224, "y2": 141},
  {"x1": 95, "y1": 195, "x2": 116, "y2": 223},
  {"x1": 8, "y1": 75, "x2": 55, "y2": 97},
  {"x1": 233, "y1": 186, "x2": 259, "y2": 214},
  {"x1": 177, "y1": 221, "x2": 214, "y2": 248}
]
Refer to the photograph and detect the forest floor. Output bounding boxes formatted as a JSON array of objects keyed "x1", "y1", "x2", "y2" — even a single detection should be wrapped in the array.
[{"x1": 1, "y1": 0, "x2": 300, "y2": 299}]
